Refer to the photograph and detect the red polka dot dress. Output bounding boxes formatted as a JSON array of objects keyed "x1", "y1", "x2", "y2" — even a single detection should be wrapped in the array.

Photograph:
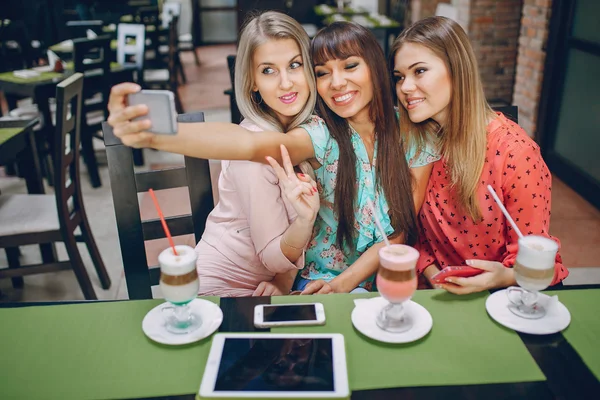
[{"x1": 416, "y1": 113, "x2": 569, "y2": 285}]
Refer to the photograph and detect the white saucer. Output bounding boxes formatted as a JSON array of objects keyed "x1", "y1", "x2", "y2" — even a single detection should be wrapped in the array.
[
  {"x1": 351, "y1": 296, "x2": 433, "y2": 344},
  {"x1": 485, "y1": 289, "x2": 571, "y2": 335},
  {"x1": 142, "y1": 298, "x2": 223, "y2": 345}
]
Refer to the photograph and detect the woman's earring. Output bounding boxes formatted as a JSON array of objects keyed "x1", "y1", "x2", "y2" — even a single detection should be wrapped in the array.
[{"x1": 251, "y1": 91, "x2": 263, "y2": 105}]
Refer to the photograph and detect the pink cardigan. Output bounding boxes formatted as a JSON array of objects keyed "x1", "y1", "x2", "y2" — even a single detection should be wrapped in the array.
[{"x1": 195, "y1": 120, "x2": 304, "y2": 297}]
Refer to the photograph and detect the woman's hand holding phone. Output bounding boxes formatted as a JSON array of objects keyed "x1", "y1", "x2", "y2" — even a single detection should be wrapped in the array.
[
  {"x1": 107, "y1": 83, "x2": 156, "y2": 148},
  {"x1": 434, "y1": 260, "x2": 516, "y2": 295}
]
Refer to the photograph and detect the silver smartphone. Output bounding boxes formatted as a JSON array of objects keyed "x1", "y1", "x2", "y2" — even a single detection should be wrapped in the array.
[
  {"x1": 254, "y1": 303, "x2": 326, "y2": 328},
  {"x1": 127, "y1": 90, "x2": 178, "y2": 135}
]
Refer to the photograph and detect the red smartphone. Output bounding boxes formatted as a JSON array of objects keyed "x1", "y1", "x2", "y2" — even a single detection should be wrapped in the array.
[{"x1": 431, "y1": 266, "x2": 484, "y2": 285}]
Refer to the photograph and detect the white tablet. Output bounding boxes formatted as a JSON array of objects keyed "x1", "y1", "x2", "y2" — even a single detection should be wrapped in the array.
[{"x1": 199, "y1": 333, "x2": 349, "y2": 399}]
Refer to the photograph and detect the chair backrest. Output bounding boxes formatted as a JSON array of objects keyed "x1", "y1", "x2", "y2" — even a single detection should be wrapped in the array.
[
  {"x1": 66, "y1": 20, "x2": 104, "y2": 39},
  {"x1": 166, "y1": 15, "x2": 180, "y2": 89},
  {"x1": 161, "y1": 2, "x2": 182, "y2": 29},
  {"x1": 72, "y1": 36, "x2": 111, "y2": 76},
  {"x1": 54, "y1": 73, "x2": 85, "y2": 231},
  {"x1": 492, "y1": 105, "x2": 519, "y2": 124},
  {"x1": 226, "y1": 54, "x2": 242, "y2": 124},
  {"x1": 136, "y1": 5, "x2": 160, "y2": 27},
  {"x1": 73, "y1": 36, "x2": 112, "y2": 121},
  {"x1": 102, "y1": 112, "x2": 214, "y2": 300},
  {"x1": 117, "y1": 23, "x2": 146, "y2": 74}
]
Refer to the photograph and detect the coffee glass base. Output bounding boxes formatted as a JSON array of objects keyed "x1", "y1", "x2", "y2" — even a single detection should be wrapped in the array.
[
  {"x1": 376, "y1": 302, "x2": 412, "y2": 333},
  {"x1": 508, "y1": 303, "x2": 546, "y2": 320},
  {"x1": 163, "y1": 303, "x2": 203, "y2": 334},
  {"x1": 506, "y1": 286, "x2": 546, "y2": 320}
]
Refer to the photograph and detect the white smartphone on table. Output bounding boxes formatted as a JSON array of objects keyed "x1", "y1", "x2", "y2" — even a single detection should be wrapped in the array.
[
  {"x1": 127, "y1": 89, "x2": 177, "y2": 135},
  {"x1": 199, "y1": 333, "x2": 349, "y2": 399},
  {"x1": 254, "y1": 303, "x2": 326, "y2": 328}
]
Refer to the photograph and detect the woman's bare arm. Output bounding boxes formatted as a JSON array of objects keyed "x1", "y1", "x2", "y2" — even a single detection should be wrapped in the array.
[{"x1": 107, "y1": 83, "x2": 315, "y2": 165}]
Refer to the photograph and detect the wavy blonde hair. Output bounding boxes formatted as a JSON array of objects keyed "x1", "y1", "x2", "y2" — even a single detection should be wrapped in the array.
[
  {"x1": 235, "y1": 11, "x2": 317, "y2": 132},
  {"x1": 390, "y1": 16, "x2": 496, "y2": 221}
]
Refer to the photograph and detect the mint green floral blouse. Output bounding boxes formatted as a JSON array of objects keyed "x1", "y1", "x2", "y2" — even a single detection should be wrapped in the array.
[{"x1": 299, "y1": 115, "x2": 439, "y2": 290}]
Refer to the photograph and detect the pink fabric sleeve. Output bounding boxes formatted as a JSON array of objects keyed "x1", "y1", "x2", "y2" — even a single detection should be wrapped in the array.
[
  {"x1": 500, "y1": 140, "x2": 568, "y2": 285},
  {"x1": 229, "y1": 161, "x2": 305, "y2": 274}
]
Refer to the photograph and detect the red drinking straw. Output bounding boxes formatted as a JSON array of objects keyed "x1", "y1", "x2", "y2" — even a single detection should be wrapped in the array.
[{"x1": 148, "y1": 188, "x2": 178, "y2": 256}]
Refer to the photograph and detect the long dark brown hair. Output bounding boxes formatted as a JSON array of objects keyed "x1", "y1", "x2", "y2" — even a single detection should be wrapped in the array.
[{"x1": 311, "y1": 22, "x2": 418, "y2": 250}]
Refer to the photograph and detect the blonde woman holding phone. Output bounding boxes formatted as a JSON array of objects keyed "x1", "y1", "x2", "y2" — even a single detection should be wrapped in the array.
[{"x1": 181, "y1": 11, "x2": 319, "y2": 297}]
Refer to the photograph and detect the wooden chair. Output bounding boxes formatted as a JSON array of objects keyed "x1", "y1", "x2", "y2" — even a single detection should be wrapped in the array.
[
  {"x1": 116, "y1": 23, "x2": 146, "y2": 81},
  {"x1": 224, "y1": 55, "x2": 242, "y2": 124},
  {"x1": 72, "y1": 36, "x2": 112, "y2": 188},
  {"x1": 66, "y1": 20, "x2": 104, "y2": 39},
  {"x1": 0, "y1": 73, "x2": 111, "y2": 300},
  {"x1": 493, "y1": 105, "x2": 518, "y2": 124},
  {"x1": 163, "y1": 0, "x2": 200, "y2": 66},
  {"x1": 142, "y1": 16, "x2": 184, "y2": 113},
  {"x1": 102, "y1": 112, "x2": 214, "y2": 300}
]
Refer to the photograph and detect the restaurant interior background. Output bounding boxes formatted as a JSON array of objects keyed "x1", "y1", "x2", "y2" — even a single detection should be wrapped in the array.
[{"x1": 0, "y1": 0, "x2": 598, "y2": 302}]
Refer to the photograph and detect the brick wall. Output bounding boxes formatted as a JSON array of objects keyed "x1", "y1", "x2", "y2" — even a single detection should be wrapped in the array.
[
  {"x1": 470, "y1": 0, "x2": 522, "y2": 105},
  {"x1": 512, "y1": 0, "x2": 552, "y2": 136},
  {"x1": 409, "y1": 0, "x2": 522, "y2": 106},
  {"x1": 410, "y1": 0, "x2": 451, "y2": 22}
]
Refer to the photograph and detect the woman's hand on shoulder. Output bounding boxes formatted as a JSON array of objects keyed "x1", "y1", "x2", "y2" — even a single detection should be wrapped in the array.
[
  {"x1": 107, "y1": 82, "x2": 156, "y2": 148},
  {"x1": 266, "y1": 145, "x2": 319, "y2": 224},
  {"x1": 438, "y1": 259, "x2": 515, "y2": 295}
]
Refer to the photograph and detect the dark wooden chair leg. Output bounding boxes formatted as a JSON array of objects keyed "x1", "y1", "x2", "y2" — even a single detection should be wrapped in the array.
[
  {"x1": 40, "y1": 243, "x2": 58, "y2": 264},
  {"x1": 63, "y1": 232, "x2": 97, "y2": 300},
  {"x1": 132, "y1": 148, "x2": 144, "y2": 166},
  {"x1": 177, "y1": 57, "x2": 187, "y2": 84},
  {"x1": 6, "y1": 247, "x2": 24, "y2": 288},
  {"x1": 39, "y1": 127, "x2": 55, "y2": 187},
  {"x1": 192, "y1": 48, "x2": 200, "y2": 66},
  {"x1": 79, "y1": 217, "x2": 111, "y2": 290},
  {"x1": 80, "y1": 130, "x2": 102, "y2": 188},
  {"x1": 173, "y1": 89, "x2": 184, "y2": 114}
]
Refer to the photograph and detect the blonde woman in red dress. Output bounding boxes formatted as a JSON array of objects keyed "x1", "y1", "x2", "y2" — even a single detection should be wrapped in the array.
[{"x1": 390, "y1": 16, "x2": 569, "y2": 294}]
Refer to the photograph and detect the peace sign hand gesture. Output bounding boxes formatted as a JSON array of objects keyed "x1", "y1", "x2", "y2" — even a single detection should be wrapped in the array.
[{"x1": 266, "y1": 145, "x2": 319, "y2": 224}]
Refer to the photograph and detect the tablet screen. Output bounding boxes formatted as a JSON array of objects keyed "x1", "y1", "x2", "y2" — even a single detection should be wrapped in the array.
[{"x1": 214, "y1": 338, "x2": 335, "y2": 392}]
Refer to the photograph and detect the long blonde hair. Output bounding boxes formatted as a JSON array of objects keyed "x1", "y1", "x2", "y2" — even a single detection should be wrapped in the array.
[
  {"x1": 390, "y1": 16, "x2": 495, "y2": 221},
  {"x1": 235, "y1": 11, "x2": 317, "y2": 132}
]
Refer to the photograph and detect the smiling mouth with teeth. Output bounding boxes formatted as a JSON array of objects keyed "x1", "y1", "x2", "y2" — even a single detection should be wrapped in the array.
[
  {"x1": 334, "y1": 93, "x2": 354, "y2": 102},
  {"x1": 408, "y1": 99, "x2": 425, "y2": 105}
]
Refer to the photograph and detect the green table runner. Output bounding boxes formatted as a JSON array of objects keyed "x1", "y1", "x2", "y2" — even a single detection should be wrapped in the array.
[
  {"x1": 0, "y1": 70, "x2": 63, "y2": 84},
  {"x1": 0, "y1": 298, "x2": 219, "y2": 400},
  {"x1": 0, "y1": 62, "x2": 127, "y2": 84},
  {"x1": 0, "y1": 128, "x2": 23, "y2": 145},
  {"x1": 272, "y1": 291, "x2": 545, "y2": 390},
  {"x1": 547, "y1": 289, "x2": 600, "y2": 379}
]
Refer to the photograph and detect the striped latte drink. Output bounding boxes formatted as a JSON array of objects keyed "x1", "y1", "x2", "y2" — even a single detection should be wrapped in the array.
[
  {"x1": 507, "y1": 235, "x2": 558, "y2": 319},
  {"x1": 376, "y1": 245, "x2": 419, "y2": 303},
  {"x1": 376, "y1": 244, "x2": 420, "y2": 333},
  {"x1": 159, "y1": 245, "x2": 199, "y2": 304},
  {"x1": 514, "y1": 236, "x2": 557, "y2": 291},
  {"x1": 159, "y1": 245, "x2": 201, "y2": 333}
]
